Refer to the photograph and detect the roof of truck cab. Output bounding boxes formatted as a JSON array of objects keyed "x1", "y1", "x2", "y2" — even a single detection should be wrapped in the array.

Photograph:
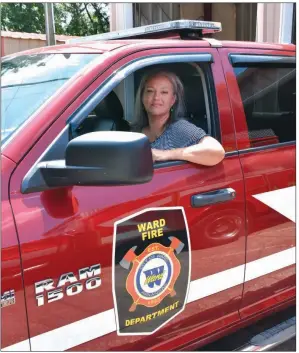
[
  {"x1": 220, "y1": 40, "x2": 295, "y2": 51},
  {"x1": 3, "y1": 38, "x2": 295, "y2": 58}
]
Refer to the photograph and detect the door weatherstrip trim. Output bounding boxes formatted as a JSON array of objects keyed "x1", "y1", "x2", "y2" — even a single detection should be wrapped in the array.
[
  {"x1": 229, "y1": 54, "x2": 296, "y2": 67},
  {"x1": 154, "y1": 141, "x2": 294, "y2": 185},
  {"x1": 238, "y1": 141, "x2": 295, "y2": 155}
]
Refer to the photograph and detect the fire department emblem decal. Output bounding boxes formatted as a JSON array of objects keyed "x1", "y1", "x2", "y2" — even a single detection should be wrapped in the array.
[{"x1": 113, "y1": 207, "x2": 191, "y2": 335}]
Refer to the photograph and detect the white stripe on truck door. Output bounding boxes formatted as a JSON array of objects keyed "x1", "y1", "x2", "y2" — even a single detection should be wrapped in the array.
[{"x1": 2, "y1": 247, "x2": 295, "y2": 352}]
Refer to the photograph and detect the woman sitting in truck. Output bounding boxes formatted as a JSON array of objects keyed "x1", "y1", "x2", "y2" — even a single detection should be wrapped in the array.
[{"x1": 133, "y1": 70, "x2": 225, "y2": 166}]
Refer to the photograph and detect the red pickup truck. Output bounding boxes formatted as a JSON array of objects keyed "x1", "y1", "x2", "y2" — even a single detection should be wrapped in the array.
[{"x1": 1, "y1": 20, "x2": 295, "y2": 351}]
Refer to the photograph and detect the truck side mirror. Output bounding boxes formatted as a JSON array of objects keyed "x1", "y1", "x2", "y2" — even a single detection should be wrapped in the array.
[{"x1": 39, "y1": 131, "x2": 153, "y2": 188}]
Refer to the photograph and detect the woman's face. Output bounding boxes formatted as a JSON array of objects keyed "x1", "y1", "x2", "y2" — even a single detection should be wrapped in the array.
[{"x1": 142, "y1": 75, "x2": 176, "y2": 118}]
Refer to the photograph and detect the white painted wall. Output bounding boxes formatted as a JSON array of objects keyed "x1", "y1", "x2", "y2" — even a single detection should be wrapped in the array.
[
  {"x1": 256, "y1": 3, "x2": 294, "y2": 44},
  {"x1": 256, "y1": 3, "x2": 281, "y2": 43},
  {"x1": 109, "y1": 3, "x2": 133, "y2": 31}
]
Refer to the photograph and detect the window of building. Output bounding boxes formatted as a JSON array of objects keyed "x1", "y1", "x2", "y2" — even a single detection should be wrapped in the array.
[{"x1": 234, "y1": 66, "x2": 296, "y2": 147}]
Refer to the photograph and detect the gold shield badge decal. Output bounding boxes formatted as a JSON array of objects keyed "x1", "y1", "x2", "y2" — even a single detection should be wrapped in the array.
[
  {"x1": 124, "y1": 239, "x2": 183, "y2": 312},
  {"x1": 113, "y1": 207, "x2": 191, "y2": 335}
]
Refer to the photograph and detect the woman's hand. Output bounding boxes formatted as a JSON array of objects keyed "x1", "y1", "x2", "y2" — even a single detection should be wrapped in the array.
[{"x1": 151, "y1": 148, "x2": 170, "y2": 162}]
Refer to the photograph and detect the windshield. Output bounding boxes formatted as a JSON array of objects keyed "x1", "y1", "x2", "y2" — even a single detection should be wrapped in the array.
[{"x1": 1, "y1": 53, "x2": 99, "y2": 144}]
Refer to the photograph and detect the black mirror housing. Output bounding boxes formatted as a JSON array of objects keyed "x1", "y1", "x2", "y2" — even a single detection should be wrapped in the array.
[{"x1": 40, "y1": 131, "x2": 153, "y2": 187}]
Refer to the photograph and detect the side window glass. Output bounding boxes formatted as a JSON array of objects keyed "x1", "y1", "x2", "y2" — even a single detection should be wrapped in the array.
[
  {"x1": 74, "y1": 88, "x2": 130, "y2": 137},
  {"x1": 234, "y1": 66, "x2": 296, "y2": 147},
  {"x1": 74, "y1": 62, "x2": 216, "y2": 144},
  {"x1": 133, "y1": 62, "x2": 211, "y2": 135}
]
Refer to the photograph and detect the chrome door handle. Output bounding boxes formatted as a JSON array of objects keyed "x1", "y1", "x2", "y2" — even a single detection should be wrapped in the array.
[{"x1": 191, "y1": 188, "x2": 236, "y2": 208}]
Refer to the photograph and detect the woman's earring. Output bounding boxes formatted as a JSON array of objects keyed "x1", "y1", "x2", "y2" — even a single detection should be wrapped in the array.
[{"x1": 170, "y1": 107, "x2": 174, "y2": 112}]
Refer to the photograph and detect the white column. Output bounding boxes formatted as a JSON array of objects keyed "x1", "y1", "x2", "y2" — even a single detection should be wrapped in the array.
[
  {"x1": 279, "y1": 3, "x2": 294, "y2": 43},
  {"x1": 256, "y1": 3, "x2": 282, "y2": 43},
  {"x1": 109, "y1": 3, "x2": 133, "y2": 31},
  {"x1": 256, "y1": 3, "x2": 264, "y2": 43}
]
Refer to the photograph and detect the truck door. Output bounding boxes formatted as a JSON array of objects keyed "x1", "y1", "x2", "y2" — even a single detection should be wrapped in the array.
[
  {"x1": 1, "y1": 156, "x2": 30, "y2": 351},
  {"x1": 221, "y1": 48, "x2": 296, "y2": 318},
  {"x1": 7, "y1": 46, "x2": 246, "y2": 351}
]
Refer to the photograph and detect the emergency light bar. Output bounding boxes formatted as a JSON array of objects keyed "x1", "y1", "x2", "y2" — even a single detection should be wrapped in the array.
[{"x1": 67, "y1": 19, "x2": 222, "y2": 43}]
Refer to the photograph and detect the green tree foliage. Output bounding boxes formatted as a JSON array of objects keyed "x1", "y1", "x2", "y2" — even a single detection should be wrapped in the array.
[
  {"x1": 1, "y1": 3, "x2": 47, "y2": 33},
  {"x1": 1, "y1": 3, "x2": 109, "y2": 36}
]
